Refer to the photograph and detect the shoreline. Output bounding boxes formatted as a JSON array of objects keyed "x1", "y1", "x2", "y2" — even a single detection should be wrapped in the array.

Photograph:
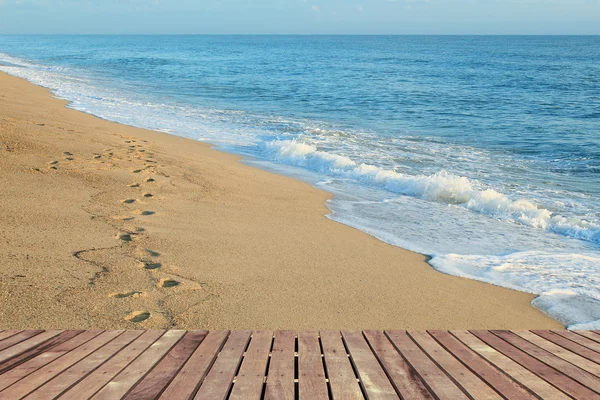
[{"x1": 0, "y1": 71, "x2": 563, "y2": 330}]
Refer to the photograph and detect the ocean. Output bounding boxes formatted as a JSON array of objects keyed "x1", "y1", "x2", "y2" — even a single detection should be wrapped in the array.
[{"x1": 1, "y1": 35, "x2": 599, "y2": 328}]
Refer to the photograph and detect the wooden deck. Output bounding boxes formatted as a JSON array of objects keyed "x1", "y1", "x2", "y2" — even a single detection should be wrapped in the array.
[{"x1": 0, "y1": 330, "x2": 599, "y2": 399}]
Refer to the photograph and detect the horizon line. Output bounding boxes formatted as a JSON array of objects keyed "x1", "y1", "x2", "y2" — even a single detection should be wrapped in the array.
[{"x1": 1, "y1": 33, "x2": 599, "y2": 36}]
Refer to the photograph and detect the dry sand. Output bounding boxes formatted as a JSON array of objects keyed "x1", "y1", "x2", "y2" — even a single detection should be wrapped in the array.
[{"x1": 0, "y1": 72, "x2": 562, "y2": 330}]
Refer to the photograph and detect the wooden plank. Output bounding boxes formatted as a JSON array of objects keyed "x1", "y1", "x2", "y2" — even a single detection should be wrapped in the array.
[
  {"x1": 518, "y1": 330, "x2": 600, "y2": 375},
  {"x1": 297, "y1": 331, "x2": 328, "y2": 400},
  {"x1": 471, "y1": 330, "x2": 600, "y2": 400},
  {"x1": 158, "y1": 330, "x2": 229, "y2": 399},
  {"x1": 409, "y1": 331, "x2": 502, "y2": 400},
  {"x1": 452, "y1": 331, "x2": 570, "y2": 400},
  {"x1": 264, "y1": 330, "x2": 296, "y2": 400},
  {"x1": 0, "y1": 331, "x2": 83, "y2": 375},
  {"x1": 0, "y1": 331, "x2": 101, "y2": 392},
  {"x1": 552, "y1": 330, "x2": 600, "y2": 356},
  {"x1": 363, "y1": 330, "x2": 432, "y2": 399},
  {"x1": 24, "y1": 330, "x2": 144, "y2": 400},
  {"x1": 576, "y1": 331, "x2": 600, "y2": 344},
  {"x1": 493, "y1": 330, "x2": 600, "y2": 393},
  {"x1": 91, "y1": 330, "x2": 185, "y2": 400},
  {"x1": 0, "y1": 330, "x2": 122, "y2": 399},
  {"x1": 0, "y1": 331, "x2": 22, "y2": 342},
  {"x1": 320, "y1": 330, "x2": 363, "y2": 400},
  {"x1": 386, "y1": 331, "x2": 468, "y2": 400},
  {"x1": 429, "y1": 331, "x2": 536, "y2": 400},
  {"x1": 0, "y1": 330, "x2": 63, "y2": 365},
  {"x1": 194, "y1": 330, "x2": 251, "y2": 400},
  {"x1": 60, "y1": 330, "x2": 165, "y2": 400},
  {"x1": 229, "y1": 330, "x2": 273, "y2": 400},
  {"x1": 124, "y1": 330, "x2": 207, "y2": 400},
  {"x1": 0, "y1": 331, "x2": 43, "y2": 352},
  {"x1": 342, "y1": 330, "x2": 397, "y2": 400}
]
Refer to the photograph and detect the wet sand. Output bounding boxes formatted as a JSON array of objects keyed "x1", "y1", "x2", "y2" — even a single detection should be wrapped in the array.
[{"x1": 0, "y1": 72, "x2": 563, "y2": 330}]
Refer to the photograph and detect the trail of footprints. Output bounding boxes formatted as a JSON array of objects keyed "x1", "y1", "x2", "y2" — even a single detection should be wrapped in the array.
[
  {"x1": 112, "y1": 137, "x2": 182, "y2": 325},
  {"x1": 39, "y1": 136, "x2": 183, "y2": 325},
  {"x1": 36, "y1": 135, "x2": 192, "y2": 325}
]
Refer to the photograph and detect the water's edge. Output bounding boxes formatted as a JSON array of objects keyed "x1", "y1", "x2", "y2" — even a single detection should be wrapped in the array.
[{"x1": 1, "y1": 70, "x2": 566, "y2": 328}]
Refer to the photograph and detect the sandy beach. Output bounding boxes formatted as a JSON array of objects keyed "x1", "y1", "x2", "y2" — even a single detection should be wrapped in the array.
[{"x1": 0, "y1": 72, "x2": 563, "y2": 330}]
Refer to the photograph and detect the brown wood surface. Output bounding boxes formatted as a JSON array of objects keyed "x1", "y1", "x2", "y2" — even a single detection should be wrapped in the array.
[
  {"x1": 576, "y1": 330, "x2": 600, "y2": 344},
  {"x1": 342, "y1": 330, "x2": 398, "y2": 399},
  {"x1": 472, "y1": 330, "x2": 600, "y2": 400},
  {"x1": 124, "y1": 330, "x2": 207, "y2": 400},
  {"x1": 91, "y1": 330, "x2": 185, "y2": 400},
  {"x1": 549, "y1": 330, "x2": 600, "y2": 360},
  {"x1": 0, "y1": 330, "x2": 83, "y2": 376},
  {"x1": 194, "y1": 330, "x2": 251, "y2": 400},
  {"x1": 25, "y1": 330, "x2": 143, "y2": 400},
  {"x1": 0, "y1": 330, "x2": 62, "y2": 366},
  {"x1": 0, "y1": 329, "x2": 599, "y2": 399},
  {"x1": 0, "y1": 330, "x2": 122, "y2": 399},
  {"x1": 320, "y1": 330, "x2": 363, "y2": 400},
  {"x1": 0, "y1": 331, "x2": 43, "y2": 352},
  {"x1": 515, "y1": 330, "x2": 600, "y2": 376},
  {"x1": 409, "y1": 331, "x2": 501, "y2": 400},
  {"x1": 0, "y1": 331, "x2": 21, "y2": 342},
  {"x1": 363, "y1": 330, "x2": 432, "y2": 399},
  {"x1": 429, "y1": 330, "x2": 536, "y2": 400},
  {"x1": 158, "y1": 330, "x2": 229, "y2": 399},
  {"x1": 0, "y1": 330, "x2": 103, "y2": 393},
  {"x1": 386, "y1": 330, "x2": 468, "y2": 400},
  {"x1": 60, "y1": 330, "x2": 165, "y2": 400},
  {"x1": 229, "y1": 330, "x2": 273, "y2": 400},
  {"x1": 492, "y1": 330, "x2": 600, "y2": 393},
  {"x1": 451, "y1": 330, "x2": 570, "y2": 400},
  {"x1": 297, "y1": 331, "x2": 328, "y2": 400},
  {"x1": 264, "y1": 330, "x2": 296, "y2": 400}
]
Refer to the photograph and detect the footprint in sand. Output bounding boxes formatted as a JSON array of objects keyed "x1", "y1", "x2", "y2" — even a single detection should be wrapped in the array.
[
  {"x1": 110, "y1": 291, "x2": 143, "y2": 299},
  {"x1": 145, "y1": 248, "x2": 161, "y2": 257},
  {"x1": 144, "y1": 177, "x2": 155, "y2": 183},
  {"x1": 141, "y1": 261, "x2": 162, "y2": 270},
  {"x1": 93, "y1": 154, "x2": 101, "y2": 159},
  {"x1": 159, "y1": 279, "x2": 179, "y2": 288},
  {"x1": 48, "y1": 160, "x2": 58, "y2": 165},
  {"x1": 122, "y1": 199, "x2": 136, "y2": 204},
  {"x1": 63, "y1": 152, "x2": 73, "y2": 156},
  {"x1": 65, "y1": 157, "x2": 74, "y2": 161},
  {"x1": 118, "y1": 233, "x2": 132, "y2": 242},
  {"x1": 133, "y1": 210, "x2": 155, "y2": 216},
  {"x1": 128, "y1": 183, "x2": 140, "y2": 188},
  {"x1": 125, "y1": 311, "x2": 150, "y2": 323},
  {"x1": 142, "y1": 193, "x2": 153, "y2": 198},
  {"x1": 131, "y1": 169, "x2": 142, "y2": 174},
  {"x1": 48, "y1": 166, "x2": 57, "y2": 170},
  {"x1": 112, "y1": 215, "x2": 135, "y2": 221}
]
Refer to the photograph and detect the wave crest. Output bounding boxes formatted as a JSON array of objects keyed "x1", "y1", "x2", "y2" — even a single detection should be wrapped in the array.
[{"x1": 263, "y1": 139, "x2": 600, "y2": 243}]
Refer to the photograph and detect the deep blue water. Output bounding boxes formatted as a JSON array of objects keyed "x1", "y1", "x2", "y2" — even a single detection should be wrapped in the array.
[{"x1": 1, "y1": 35, "x2": 599, "y2": 328}]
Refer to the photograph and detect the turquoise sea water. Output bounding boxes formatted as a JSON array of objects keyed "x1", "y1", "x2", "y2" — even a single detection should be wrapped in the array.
[{"x1": 1, "y1": 35, "x2": 599, "y2": 328}]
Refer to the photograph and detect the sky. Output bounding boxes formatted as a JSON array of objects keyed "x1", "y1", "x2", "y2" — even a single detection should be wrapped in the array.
[{"x1": 0, "y1": 0, "x2": 599, "y2": 35}]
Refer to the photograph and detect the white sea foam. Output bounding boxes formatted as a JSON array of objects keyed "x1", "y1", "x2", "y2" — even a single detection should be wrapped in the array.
[
  {"x1": 429, "y1": 252, "x2": 600, "y2": 329},
  {"x1": 262, "y1": 140, "x2": 600, "y2": 244}
]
